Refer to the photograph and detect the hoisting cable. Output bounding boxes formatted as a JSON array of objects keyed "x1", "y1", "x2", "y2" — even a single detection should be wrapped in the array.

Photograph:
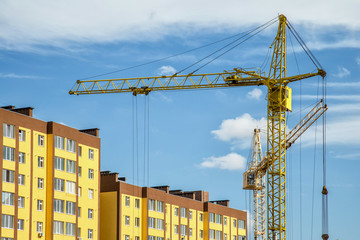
[
  {"x1": 286, "y1": 20, "x2": 323, "y2": 70},
  {"x1": 76, "y1": 21, "x2": 275, "y2": 81},
  {"x1": 176, "y1": 17, "x2": 278, "y2": 75},
  {"x1": 142, "y1": 94, "x2": 150, "y2": 187},
  {"x1": 321, "y1": 75, "x2": 329, "y2": 240},
  {"x1": 310, "y1": 76, "x2": 321, "y2": 240}
]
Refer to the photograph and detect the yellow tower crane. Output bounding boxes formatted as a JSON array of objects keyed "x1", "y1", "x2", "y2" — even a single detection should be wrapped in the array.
[
  {"x1": 69, "y1": 15, "x2": 326, "y2": 240},
  {"x1": 245, "y1": 99, "x2": 328, "y2": 240}
]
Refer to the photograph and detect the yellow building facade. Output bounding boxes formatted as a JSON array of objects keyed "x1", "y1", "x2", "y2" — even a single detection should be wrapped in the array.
[
  {"x1": 0, "y1": 106, "x2": 100, "y2": 240},
  {"x1": 100, "y1": 172, "x2": 247, "y2": 240}
]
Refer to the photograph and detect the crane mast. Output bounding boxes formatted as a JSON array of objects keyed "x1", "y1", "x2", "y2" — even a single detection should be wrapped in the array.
[
  {"x1": 266, "y1": 15, "x2": 288, "y2": 240},
  {"x1": 69, "y1": 15, "x2": 326, "y2": 240}
]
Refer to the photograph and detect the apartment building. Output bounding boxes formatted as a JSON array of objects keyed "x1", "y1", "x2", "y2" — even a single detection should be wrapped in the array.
[
  {"x1": 100, "y1": 171, "x2": 247, "y2": 240},
  {"x1": 0, "y1": 106, "x2": 100, "y2": 240}
]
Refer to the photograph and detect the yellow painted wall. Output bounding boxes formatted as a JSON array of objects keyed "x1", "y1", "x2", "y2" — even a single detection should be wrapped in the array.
[{"x1": 100, "y1": 192, "x2": 117, "y2": 240}]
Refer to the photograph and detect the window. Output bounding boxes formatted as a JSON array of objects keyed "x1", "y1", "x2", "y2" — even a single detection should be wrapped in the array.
[
  {"x1": 66, "y1": 222, "x2": 75, "y2": 236},
  {"x1": 157, "y1": 219, "x2": 164, "y2": 230},
  {"x1": 209, "y1": 213, "x2": 215, "y2": 223},
  {"x1": 189, "y1": 211, "x2": 193, "y2": 220},
  {"x1": 53, "y1": 221, "x2": 64, "y2": 234},
  {"x1": 2, "y1": 214, "x2": 14, "y2": 229},
  {"x1": 135, "y1": 198, "x2": 140, "y2": 208},
  {"x1": 209, "y1": 229, "x2": 215, "y2": 240},
  {"x1": 157, "y1": 201, "x2": 164, "y2": 213},
  {"x1": 200, "y1": 213, "x2": 203, "y2": 221},
  {"x1": 125, "y1": 196, "x2": 130, "y2": 206},
  {"x1": 148, "y1": 199, "x2": 155, "y2": 211},
  {"x1": 88, "y1": 209, "x2": 93, "y2": 219},
  {"x1": 78, "y1": 187, "x2": 82, "y2": 196},
  {"x1": 238, "y1": 220, "x2": 245, "y2": 229},
  {"x1": 224, "y1": 233, "x2": 227, "y2": 240},
  {"x1": 174, "y1": 225, "x2": 179, "y2": 234},
  {"x1": 66, "y1": 139, "x2": 76, "y2": 153},
  {"x1": 18, "y1": 196, "x2": 25, "y2": 208},
  {"x1": 135, "y1": 237, "x2": 140, "y2": 240},
  {"x1": 216, "y1": 214, "x2": 222, "y2": 224},
  {"x1": 180, "y1": 224, "x2": 187, "y2": 236},
  {"x1": 38, "y1": 178, "x2": 44, "y2": 189},
  {"x1": 181, "y1": 207, "x2": 187, "y2": 218},
  {"x1": 125, "y1": 235, "x2": 130, "y2": 240},
  {"x1": 55, "y1": 136, "x2": 64, "y2": 150},
  {"x1": 148, "y1": 236, "x2": 155, "y2": 240},
  {"x1": 18, "y1": 174, "x2": 25, "y2": 185},
  {"x1": 54, "y1": 178, "x2": 65, "y2": 192},
  {"x1": 66, "y1": 181, "x2": 76, "y2": 194},
  {"x1": 157, "y1": 237, "x2": 164, "y2": 240},
  {"x1": 88, "y1": 189, "x2": 94, "y2": 199},
  {"x1": 78, "y1": 166, "x2": 82, "y2": 177},
  {"x1": 89, "y1": 149, "x2": 94, "y2": 160},
  {"x1": 54, "y1": 199, "x2": 64, "y2": 213},
  {"x1": 3, "y1": 146, "x2": 15, "y2": 161},
  {"x1": 125, "y1": 216, "x2": 130, "y2": 225},
  {"x1": 66, "y1": 201, "x2": 76, "y2": 215},
  {"x1": 19, "y1": 129, "x2": 26, "y2": 141},
  {"x1": 78, "y1": 146, "x2": 82, "y2": 157},
  {"x1": 200, "y1": 230, "x2": 204, "y2": 238},
  {"x1": 37, "y1": 200, "x2": 43, "y2": 211},
  {"x1": 17, "y1": 219, "x2": 24, "y2": 230},
  {"x1": 38, "y1": 135, "x2": 44, "y2": 147},
  {"x1": 135, "y1": 217, "x2": 140, "y2": 227},
  {"x1": 233, "y1": 219, "x2": 236, "y2": 228},
  {"x1": 174, "y1": 207, "x2": 179, "y2": 216},
  {"x1": 224, "y1": 217, "x2": 227, "y2": 225},
  {"x1": 37, "y1": 222, "x2": 43, "y2": 233},
  {"x1": 54, "y1": 157, "x2": 65, "y2": 171},
  {"x1": 66, "y1": 159, "x2": 76, "y2": 173},
  {"x1": 238, "y1": 236, "x2": 246, "y2": 240},
  {"x1": 88, "y1": 168, "x2": 94, "y2": 179},
  {"x1": 233, "y1": 236, "x2": 236, "y2": 240},
  {"x1": 189, "y1": 228, "x2": 193, "y2": 237},
  {"x1": 78, "y1": 207, "x2": 81, "y2": 217},
  {"x1": 88, "y1": 229, "x2": 93, "y2": 239},
  {"x1": 1, "y1": 237, "x2": 13, "y2": 240},
  {"x1": 38, "y1": 156, "x2": 44, "y2": 168},
  {"x1": 2, "y1": 169, "x2": 15, "y2": 183},
  {"x1": 3, "y1": 123, "x2": 14, "y2": 139},
  {"x1": 2, "y1": 192, "x2": 14, "y2": 206},
  {"x1": 148, "y1": 217, "x2": 155, "y2": 228},
  {"x1": 19, "y1": 152, "x2": 25, "y2": 164},
  {"x1": 216, "y1": 231, "x2": 222, "y2": 240},
  {"x1": 78, "y1": 227, "x2": 81, "y2": 237}
]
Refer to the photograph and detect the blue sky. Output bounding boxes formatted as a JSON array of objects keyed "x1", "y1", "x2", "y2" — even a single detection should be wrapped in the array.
[{"x1": 1, "y1": 1, "x2": 359, "y2": 239}]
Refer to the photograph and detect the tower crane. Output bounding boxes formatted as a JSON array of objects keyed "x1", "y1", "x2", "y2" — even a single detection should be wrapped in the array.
[
  {"x1": 245, "y1": 99, "x2": 328, "y2": 240},
  {"x1": 69, "y1": 15, "x2": 326, "y2": 240}
]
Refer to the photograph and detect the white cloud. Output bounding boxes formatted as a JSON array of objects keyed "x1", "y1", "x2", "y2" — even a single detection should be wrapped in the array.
[
  {"x1": 211, "y1": 113, "x2": 266, "y2": 149},
  {"x1": 299, "y1": 115, "x2": 360, "y2": 147},
  {"x1": 151, "y1": 92, "x2": 172, "y2": 103},
  {"x1": 0, "y1": 73, "x2": 42, "y2": 79},
  {"x1": 298, "y1": 94, "x2": 360, "y2": 101},
  {"x1": 0, "y1": 0, "x2": 360, "y2": 52},
  {"x1": 332, "y1": 66, "x2": 351, "y2": 78},
  {"x1": 157, "y1": 65, "x2": 177, "y2": 76},
  {"x1": 200, "y1": 153, "x2": 247, "y2": 170},
  {"x1": 356, "y1": 57, "x2": 360, "y2": 65},
  {"x1": 247, "y1": 88, "x2": 263, "y2": 100}
]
